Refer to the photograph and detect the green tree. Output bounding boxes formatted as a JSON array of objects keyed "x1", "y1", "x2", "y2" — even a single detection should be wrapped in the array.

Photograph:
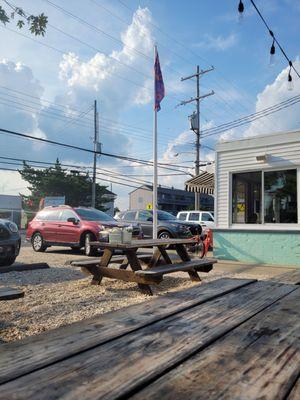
[
  {"x1": 0, "y1": 0, "x2": 47, "y2": 35},
  {"x1": 19, "y1": 159, "x2": 110, "y2": 211}
]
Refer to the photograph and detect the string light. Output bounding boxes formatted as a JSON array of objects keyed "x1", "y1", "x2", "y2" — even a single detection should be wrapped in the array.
[
  {"x1": 237, "y1": 0, "x2": 300, "y2": 91},
  {"x1": 269, "y1": 30, "x2": 275, "y2": 65},
  {"x1": 288, "y1": 61, "x2": 293, "y2": 91},
  {"x1": 238, "y1": 1, "x2": 244, "y2": 22}
]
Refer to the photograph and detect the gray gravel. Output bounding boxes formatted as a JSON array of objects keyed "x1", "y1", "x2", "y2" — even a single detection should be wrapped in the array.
[{"x1": 0, "y1": 246, "x2": 291, "y2": 343}]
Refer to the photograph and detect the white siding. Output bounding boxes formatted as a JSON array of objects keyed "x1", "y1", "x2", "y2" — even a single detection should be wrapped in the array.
[{"x1": 216, "y1": 131, "x2": 300, "y2": 229}]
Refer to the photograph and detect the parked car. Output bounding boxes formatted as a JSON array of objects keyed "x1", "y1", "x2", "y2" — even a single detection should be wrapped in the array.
[
  {"x1": 26, "y1": 206, "x2": 142, "y2": 256},
  {"x1": 119, "y1": 209, "x2": 202, "y2": 239},
  {"x1": 177, "y1": 210, "x2": 215, "y2": 229},
  {"x1": 0, "y1": 219, "x2": 21, "y2": 267}
]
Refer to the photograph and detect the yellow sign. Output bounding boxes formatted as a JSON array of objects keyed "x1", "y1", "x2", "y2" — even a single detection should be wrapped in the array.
[{"x1": 146, "y1": 203, "x2": 153, "y2": 210}]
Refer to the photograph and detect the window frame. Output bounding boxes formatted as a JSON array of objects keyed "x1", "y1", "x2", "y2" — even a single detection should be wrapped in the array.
[{"x1": 230, "y1": 166, "x2": 299, "y2": 229}]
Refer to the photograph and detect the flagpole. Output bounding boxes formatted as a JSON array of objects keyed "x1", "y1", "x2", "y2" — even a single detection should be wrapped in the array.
[{"x1": 153, "y1": 44, "x2": 158, "y2": 239}]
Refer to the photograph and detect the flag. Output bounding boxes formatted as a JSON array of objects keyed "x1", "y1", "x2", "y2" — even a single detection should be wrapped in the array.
[{"x1": 154, "y1": 51, "x2": 165, "y2": 111}]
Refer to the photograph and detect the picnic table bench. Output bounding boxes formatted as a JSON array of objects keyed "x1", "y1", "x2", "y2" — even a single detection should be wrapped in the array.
[
  {"x1": 0, "y1": 277, "x2": 299, "y2": 399},
  {"x1": 72, "y1": 238, "x2": 216, "y2": 295},
  {"x1": 0, "y1": 287, "x2": 24, "y2": 301}
]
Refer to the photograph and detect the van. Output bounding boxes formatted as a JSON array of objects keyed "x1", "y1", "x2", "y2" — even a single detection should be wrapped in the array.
[{"x1": 177, "y1": 211, "x2": 215, "y2": 229}]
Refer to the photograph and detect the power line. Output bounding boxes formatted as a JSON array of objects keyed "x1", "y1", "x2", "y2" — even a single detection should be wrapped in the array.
[
  {"x1": 0, "y1": 127, "x2": 192, "y2": 173},
  {"x1": 201, "y1": 94, "x2": 300, "y2": 138},
  {"x1": 239, "y1": 0, "x2": 300, "y2": 81}
]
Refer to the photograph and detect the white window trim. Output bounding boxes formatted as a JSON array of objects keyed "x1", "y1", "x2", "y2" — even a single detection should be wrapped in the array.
[{"x1": 229, "y1": 166, "x2": 299, "y2": 230}]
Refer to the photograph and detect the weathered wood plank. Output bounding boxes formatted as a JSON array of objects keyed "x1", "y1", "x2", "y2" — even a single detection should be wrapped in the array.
[
  {"x1": 0, "y1": 263, "x2": 49, "y2": 273},
  {"x1": 89, "y1": 266, "x2": 162, "y2": 285},
  {"x1": 90, "y1": 238, "x2": 196, "y2": 249},
  {"x1": 70, "y1": 254, "x2": 151, "y2": 267},
  {"x1": 0, "y1": 287, "x2": 24, "y2": 301},
  {"x1": 288, "y1": 377, "x2": 300, "y2": 400},
  {"x1": 133, "y1": 288, "x2": 300, "y2": 400},
  {"x1": 125, "y1": 249, "x2": 153, "y2": 295},
  {"x1": 0, "y1": 281, "x2": 296, "y2": 400},
  {"x1": 0, "y1": 278, "x2": 254, "y2": 385},
  {"x1": 272, "y1": 269, "x2": 300, "y2": 285},
  {"x1": 136, "y1": 259, "x2": 215, "y2": 277}
]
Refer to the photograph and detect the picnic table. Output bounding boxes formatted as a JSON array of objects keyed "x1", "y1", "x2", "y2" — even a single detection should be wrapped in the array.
[
  {"x1": 0, "y1": 287, "x2": 24, "y2": 301},
  {"x1": 0, "y1": 276, "x2": 299, "y2": 399},
  {"x1": 72, "y1": 238, "x2": 216, "y2": 295}
]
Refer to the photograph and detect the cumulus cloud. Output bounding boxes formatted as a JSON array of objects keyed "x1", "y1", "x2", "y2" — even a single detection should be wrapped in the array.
[{"x1": 244, "y1": 60, "x2": 300, "y2": 137}]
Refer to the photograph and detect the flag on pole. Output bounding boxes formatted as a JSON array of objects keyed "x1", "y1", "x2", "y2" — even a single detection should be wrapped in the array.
[{"x1": 154, "y1": 50, "x2": 165, "y2": 111}]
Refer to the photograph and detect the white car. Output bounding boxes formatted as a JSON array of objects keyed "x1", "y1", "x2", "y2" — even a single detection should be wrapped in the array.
[{"x1": 177, "y1": 210, "x2": 215, "y2": 229}]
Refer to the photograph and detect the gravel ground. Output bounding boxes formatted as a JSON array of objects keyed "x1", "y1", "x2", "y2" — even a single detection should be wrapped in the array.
[{"x1": 0, "y1": 246, "x2": 291, "y2": 343}]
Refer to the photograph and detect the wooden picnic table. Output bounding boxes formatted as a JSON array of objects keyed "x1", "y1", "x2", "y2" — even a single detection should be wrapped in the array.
[
  {"x1": 0, "y1": 277, "x2": 299, "y2": 399},
  {"x1": 73, "y1": 238, "x2": 216, "y2": 295}
]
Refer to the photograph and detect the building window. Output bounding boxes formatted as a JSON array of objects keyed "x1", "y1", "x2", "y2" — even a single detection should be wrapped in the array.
[
  {"x1": 264, "y1": 169, "x2": 297, "y2": 223},
  {"x1": 232, "y1": 169, "x2": 297, "y2": 225},
  {"x1": 138, "y1": 197, "x2": 143, "y2": 204},
  {"x1": 232, "y1": 172, "x2": 261, "y2": 224}
]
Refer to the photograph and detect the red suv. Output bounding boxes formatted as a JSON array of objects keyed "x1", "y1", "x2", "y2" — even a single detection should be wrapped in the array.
[{"x1": 26, "y1": 206, "x2": 142, "y2": 256}]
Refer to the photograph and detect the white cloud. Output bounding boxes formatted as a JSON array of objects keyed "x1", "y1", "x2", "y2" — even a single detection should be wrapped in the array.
[
  {"x1": 195, "y1": 33, "x2": 237, "y2": 51},
  {"x1": 244, "y1": 60, "x2": 300, "y2": 138}
]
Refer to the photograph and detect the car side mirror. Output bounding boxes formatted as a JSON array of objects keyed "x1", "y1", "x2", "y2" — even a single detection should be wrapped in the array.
[
  {"x1": 147, "y1": 217, "x2": 153, "y2": 222},
  {"x1": 67, "y1": 217, "x2": 79, "y2": 225}
]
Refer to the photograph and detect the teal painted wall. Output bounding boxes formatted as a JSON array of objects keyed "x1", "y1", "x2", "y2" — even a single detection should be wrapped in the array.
[{"x1": 213, "y1": 230, "x2": 300, "y2": 267}]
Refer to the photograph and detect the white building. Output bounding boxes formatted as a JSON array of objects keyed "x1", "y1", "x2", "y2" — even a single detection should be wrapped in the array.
[{"x1": 214, "y1": 130, "x2": 300, "y2": 267}]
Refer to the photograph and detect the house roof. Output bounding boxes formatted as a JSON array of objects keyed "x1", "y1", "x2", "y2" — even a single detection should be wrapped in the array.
[{"x1": 185, "y1": 172, "x2": 214, "y2": 194}]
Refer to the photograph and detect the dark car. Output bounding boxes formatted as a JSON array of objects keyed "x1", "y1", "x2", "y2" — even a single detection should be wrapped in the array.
[
  {"x1": 26, "y1": 206, "x2": 142, "y2": 256},
  {"x1": 120, "y1": 210, "x2": 202, "y2": 239},
  {"x1": 0, "y1": 219, "x2": 21, "y2": 267}
]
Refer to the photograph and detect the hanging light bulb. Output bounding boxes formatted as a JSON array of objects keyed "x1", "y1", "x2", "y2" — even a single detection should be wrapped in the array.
[
  {"x1": 288, "y1": 61, "x2": 293, "y2": 91},
  {"x1": 269, "y1": 31, "x2": 275, "y2": 66},
  {"x1": 238, "y1": 1, "x2": 244, "y2": 22}
]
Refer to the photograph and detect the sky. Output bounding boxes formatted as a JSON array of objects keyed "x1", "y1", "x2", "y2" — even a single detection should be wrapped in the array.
[{"x1": 0, "y1": 0, "x2": 300, "y2": 210}]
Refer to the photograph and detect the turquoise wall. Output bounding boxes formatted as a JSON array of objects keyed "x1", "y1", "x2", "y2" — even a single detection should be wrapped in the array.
[{"x1": 213, "y1": 230, "x2": 300, "y2": 267}]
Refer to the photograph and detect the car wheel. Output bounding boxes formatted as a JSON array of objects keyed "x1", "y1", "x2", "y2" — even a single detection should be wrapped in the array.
[
  {"x1": 158, "y1": 230, "x2": 171, "y2": 240},
  {"x1": 31, "y1": 232, "x2": 47, "y2": 252},
  {"x1": 0, "y1": 256, "x2": 16, "y2": 267},
  {"x1": 84, "y1": 233, "x2": 97, "y2": 256}
]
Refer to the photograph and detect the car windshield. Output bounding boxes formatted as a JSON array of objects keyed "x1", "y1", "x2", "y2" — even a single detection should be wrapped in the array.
[
  {"x1": 75, "y1": 208, "x2": 115, "y2": 222},
  {"x1": 156, "y1": 211, "x2": 176, "y2": 221}
]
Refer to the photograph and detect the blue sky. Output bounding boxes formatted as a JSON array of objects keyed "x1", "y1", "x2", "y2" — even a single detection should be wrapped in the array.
[{"x1": 0, "y1": 0, "x2": 300, "y2": 209}]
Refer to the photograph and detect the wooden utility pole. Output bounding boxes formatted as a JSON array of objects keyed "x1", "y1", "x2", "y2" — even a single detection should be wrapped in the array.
[
  {"x1": 92, "y1": 100, "x2": 99, "y2": 208},
  {"x1": 179, "y1": 66, "x2": 214, "y2": 210}
]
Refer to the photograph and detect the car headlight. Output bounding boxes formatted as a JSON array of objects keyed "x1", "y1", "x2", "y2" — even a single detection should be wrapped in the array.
[{"x1": 7, "y1": 222, "x2": 18, "y2": 233}]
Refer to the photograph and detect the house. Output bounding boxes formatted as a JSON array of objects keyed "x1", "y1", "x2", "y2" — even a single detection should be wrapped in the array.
[
  {"x1": 129, "y1": 185, "x2": 214, "y2": 214},
  {"x1": 213, "y1": 130, "x2": 300, "y2": 267},
  {"x1": 0, "y1": 194, "x2": 22, "y2": 227}
]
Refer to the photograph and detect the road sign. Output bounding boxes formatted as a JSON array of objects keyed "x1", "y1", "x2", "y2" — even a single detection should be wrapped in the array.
[{"x1": 146, "y1": 203, "x2": 153, "y2": 210}]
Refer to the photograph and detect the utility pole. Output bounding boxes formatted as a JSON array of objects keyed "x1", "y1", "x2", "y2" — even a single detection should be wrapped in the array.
[
  {"x1": 179, "y1": 66, "x2": 214, "y2": 210},
  {"x1": 92, "y1": 100, "x2": 99, "y2": 208}
]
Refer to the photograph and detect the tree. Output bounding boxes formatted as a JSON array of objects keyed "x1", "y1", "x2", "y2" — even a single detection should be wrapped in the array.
[
  {"x1": 19, "y1": 159, "x2": 111, "y2": 211},
  {"x1": 0, "y1": 0, "x2": 47, "y2": 35}
]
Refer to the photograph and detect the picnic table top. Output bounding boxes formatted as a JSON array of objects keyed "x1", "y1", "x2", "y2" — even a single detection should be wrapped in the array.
[
  {"x1": 0, "y1": 277, "x2": 299, "y2": 399},
  {"x1": 90, "y1": 238, "x2": 196, "y2": 249}
]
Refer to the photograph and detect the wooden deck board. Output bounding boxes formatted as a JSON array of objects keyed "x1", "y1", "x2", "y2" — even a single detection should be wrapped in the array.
[
  {"x1": 0, "y1": 278, "x2": 253, "y2": 385},
  {"x1": 0, "y1": 281, "x2": 296, "y2": 400},
  {"x1": 288, "y1": 377, "x2": 300, "y2": 400},
  {"x1": 133, "y1": 287, "x2": 300, "y2": 400},
  {"x1": 272, "y1": 269, "x2": 300, "y2": 285}
]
